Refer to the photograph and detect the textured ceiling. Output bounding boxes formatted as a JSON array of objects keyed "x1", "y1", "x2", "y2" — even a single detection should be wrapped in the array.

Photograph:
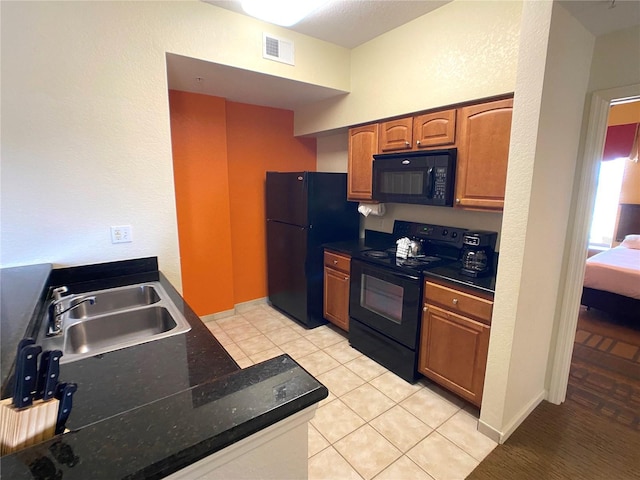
[
  {"x1": 206, "y1": 1, "x2": 640, "y2": 48},
  {"x1": 204, "y1": 0, "x2": 450, "y2": 49},
  {"x1": 558, "y1": 0, "x2": 640, "y2": 37},
  {"x1": 170, "y1": 1, "x2": 640, "y2": 111}
]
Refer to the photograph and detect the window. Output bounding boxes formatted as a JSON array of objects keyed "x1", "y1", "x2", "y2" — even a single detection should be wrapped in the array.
[{"x1": 589, "y1": 158, "x2": 626, "y2": 248}]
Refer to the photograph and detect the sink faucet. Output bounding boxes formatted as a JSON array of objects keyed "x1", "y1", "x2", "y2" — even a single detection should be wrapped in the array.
[
  {"x1": 52, "y1": 286, "x2": 69, "y2": 301},
  {"x1": 47, "y1": 295, "x2": 96, "y2": 337}
]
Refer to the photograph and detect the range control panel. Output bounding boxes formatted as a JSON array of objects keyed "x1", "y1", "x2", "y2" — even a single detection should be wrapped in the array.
[{"x1": 393, "y1": 220, "x2": 466, "y2": 249}]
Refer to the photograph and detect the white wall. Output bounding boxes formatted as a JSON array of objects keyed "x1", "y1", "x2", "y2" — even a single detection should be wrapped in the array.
[
  {"x1": 316, "y1": 132, "x2": 349, "y2": 173},
  {"x1": 0, "y1": 1, "x2": 350, "y2": 288},
  {"x1": 480, "y1": 1, "x2": 595, "y2": 441},
  {"x1": 295, "y1": 0, "x2": 522, "y2": 135}
]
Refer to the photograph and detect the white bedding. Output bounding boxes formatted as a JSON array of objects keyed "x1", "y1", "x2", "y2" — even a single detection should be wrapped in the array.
[{"x1": 583, "y1": 245, "x2": 640, "y2": 300}]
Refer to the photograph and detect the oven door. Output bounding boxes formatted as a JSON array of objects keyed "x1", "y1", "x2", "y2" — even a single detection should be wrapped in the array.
[{"x1": 349, "y1": 259, "x2": 422, "y2": 350}]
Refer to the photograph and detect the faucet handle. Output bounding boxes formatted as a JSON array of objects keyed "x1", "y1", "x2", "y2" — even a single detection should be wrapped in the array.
[{"x1": 52, "y1": 286, "x2": 69, "y2": 301}]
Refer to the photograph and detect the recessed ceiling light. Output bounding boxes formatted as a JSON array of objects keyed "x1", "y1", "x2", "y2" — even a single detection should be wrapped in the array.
[{"x1": 241, "y1": 0, "x2": 327, "y2": 27}]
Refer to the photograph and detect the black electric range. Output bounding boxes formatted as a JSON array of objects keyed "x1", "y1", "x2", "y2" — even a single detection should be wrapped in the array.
[
  {"x1": 352, "y1": 220, "x2": 466, "y2": 273},
  {"x1": 348, "y1": 221, "x2": 467, "y2": 382}
]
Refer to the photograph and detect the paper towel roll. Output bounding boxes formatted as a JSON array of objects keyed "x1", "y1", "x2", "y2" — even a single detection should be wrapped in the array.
[{"x1": 358, "y1": 203, "x2": 385, "y2": 217}]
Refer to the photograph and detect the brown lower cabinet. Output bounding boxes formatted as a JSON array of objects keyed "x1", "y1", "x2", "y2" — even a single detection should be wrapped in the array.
[
  {"x1": 418, "y1": 281, "x2": 493, "y2": 406},
  {"x1": 323, "y1": 250, "x2": 351, "y2": 331}
]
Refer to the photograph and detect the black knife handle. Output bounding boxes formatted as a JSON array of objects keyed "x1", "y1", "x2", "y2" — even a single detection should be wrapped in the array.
[
  {"x1": 13, "y1": 344, "x2": 42, "y2": 409},
  {"x1": 36, "y1": 350, "x2": 63, "y2": 401},
  {"x1": 55, "y1": 383, "x2": 77, "y2": 435},
  {"x1": 13, "y1": 338, "x2": 35, "y2": 400},
  {"x1": 35, "y1": 350, "x2": 51, "y2": 401}
]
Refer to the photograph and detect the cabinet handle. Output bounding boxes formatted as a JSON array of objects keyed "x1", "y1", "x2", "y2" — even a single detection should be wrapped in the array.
[
  {"x1": 345, "y1": 277, "x2": 348, "y2": 280},
  {"x1": 423, "y1": 306, "x2": 428, "y2": 312},
  {"x1": 333, "y1": 260, "x2": 338, "y2": 264},
  {"x1": 452, "y1": 298, "x2": 459, "y2": 305},
  {"x1": 455, "y1": 198, "x2": 461, "y2": 204},
  {"x1": 416, "y1": 140, "x2": 421, "y2": 146},
  {"x1": 405, "y1": 141, "x2": 410, "y2": 147}
]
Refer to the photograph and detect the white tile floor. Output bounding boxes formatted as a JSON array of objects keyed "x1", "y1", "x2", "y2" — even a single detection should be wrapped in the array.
[{"x1": 204, "y1": 302, "x2": 497, "y2": 480}]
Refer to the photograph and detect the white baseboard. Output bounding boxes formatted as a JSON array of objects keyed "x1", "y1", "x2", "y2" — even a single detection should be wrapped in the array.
[
  {"x1": 236, "y1": 297, "x2": 268, "y2": 312},
  {"x1": 477, "y1": 419, "x2": 501, "y2": 444},
  {"x1": 200, "y1": 298, "x2": 269, "y2": 323},
  {"x1": 478, "y1": 390, "x2": 546, "y2": 444}
]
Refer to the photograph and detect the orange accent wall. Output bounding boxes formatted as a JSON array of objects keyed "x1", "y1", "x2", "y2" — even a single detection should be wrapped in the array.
[
  {"x1": 608, "y1": 101, "x2": 640, "y2": 126},
  {"x1": 169, "y1": 90, "x2": 235, "y2": 316},
  {"x1": 226, "y1": 101, "x2": 316, "y2": 305},
  {"x1": 169, "y1": 91, "x2": 317, "y2": 315}
]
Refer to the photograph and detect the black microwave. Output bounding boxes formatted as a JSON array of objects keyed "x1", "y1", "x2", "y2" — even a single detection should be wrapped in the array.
[{"x1": 372, "y1": 149, "x2": 457, "y2": 206}]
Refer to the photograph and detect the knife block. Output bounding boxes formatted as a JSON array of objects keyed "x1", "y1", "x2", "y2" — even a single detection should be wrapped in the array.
[{"x1": 0, "y1": 397, "x2": 59, "y2": 456}]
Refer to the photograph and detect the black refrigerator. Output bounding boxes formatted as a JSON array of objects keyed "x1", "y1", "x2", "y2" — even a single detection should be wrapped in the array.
[{"x1": 266, "y1": 171, "x2": 359, "y2": 328}]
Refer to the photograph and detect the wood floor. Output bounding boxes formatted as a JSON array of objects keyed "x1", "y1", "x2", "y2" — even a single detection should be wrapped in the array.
[{"x1": 467, "y1": 307, "x2": 640, "y2": 479}]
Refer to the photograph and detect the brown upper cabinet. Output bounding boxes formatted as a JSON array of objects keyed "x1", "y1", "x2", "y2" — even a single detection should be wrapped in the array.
[
  {"x1": 348, "y1": 124, "x2": 378, "y2": 201},
  {"x1": 379, "y1": 109, "x2": 457, "y2": 153},
  {"x1": 455, "y1": 98, "x2": 513, "y2": 211},
  {"x1": 347, "y1": 97, "x2": 513, "y2": 208}
]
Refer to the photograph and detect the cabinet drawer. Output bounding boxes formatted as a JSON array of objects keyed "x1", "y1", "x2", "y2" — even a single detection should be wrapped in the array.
[
  {"x1": 425, "y1": 281, "x2": 493, "y2": 324},
  {"x1": 324, "y1": 251, "x2": 351, "y2": 274}
]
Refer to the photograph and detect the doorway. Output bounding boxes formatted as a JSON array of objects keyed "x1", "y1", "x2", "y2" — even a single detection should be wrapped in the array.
[{"x1": 549, "y1": 84, "x2": 640, "y2": 404}]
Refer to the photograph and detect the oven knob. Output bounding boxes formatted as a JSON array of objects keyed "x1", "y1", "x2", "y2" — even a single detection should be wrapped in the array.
[
  {"x1": 442, "y1": 229, "x2": 448, "y2": 236},
  {"x1": 452, "y1": 232, "x2": 457, "y2": 238}
]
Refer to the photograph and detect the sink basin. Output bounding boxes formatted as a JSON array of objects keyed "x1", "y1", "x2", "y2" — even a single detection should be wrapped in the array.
[
  {"x1": 65, "y1": 306, "x2": 177, "y2": 355},
  {"x1": 37, "y1": 281, "x2": 191, "y2": 363},
  {"x1": 68, "y1": 284, "x2": 160, "y2": 319}
]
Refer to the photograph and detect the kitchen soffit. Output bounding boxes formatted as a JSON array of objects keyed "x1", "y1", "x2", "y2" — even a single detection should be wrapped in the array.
[
  {"x1": 166, "y1": 53, "x2": 348, "y2": 110},
  {"x1": 169, "y1": 1, "x2": 640, "y2": 111}
]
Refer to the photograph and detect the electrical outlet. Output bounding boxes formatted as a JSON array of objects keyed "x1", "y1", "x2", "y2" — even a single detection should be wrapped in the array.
[{"x1": 110, "y1": 225, "x2": 132, "y2": 244}]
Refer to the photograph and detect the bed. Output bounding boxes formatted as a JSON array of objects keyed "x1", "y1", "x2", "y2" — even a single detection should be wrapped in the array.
[{"x1": 581, "y1": 204, "x2": 640, "y2": 322}]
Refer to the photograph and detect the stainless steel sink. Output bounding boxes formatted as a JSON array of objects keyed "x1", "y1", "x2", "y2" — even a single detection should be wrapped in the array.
[
  {"x1": 37, "y1": 282, "x2": 191, "y2": 364},
  {"x1": 67, "y1": 285, "x2": 160, "y2": 319},
  {"x1": 65, "y1": 306, "x2": 177, "y2": 355}
]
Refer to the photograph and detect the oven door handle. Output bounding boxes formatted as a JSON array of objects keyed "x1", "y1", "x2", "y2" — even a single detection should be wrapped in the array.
[
  {"x1": 366, "y1": 269, "x2": 420, "y2": 282},
  {"x1": 390, "y1": 271, "x2": 420, "y2": 282}
]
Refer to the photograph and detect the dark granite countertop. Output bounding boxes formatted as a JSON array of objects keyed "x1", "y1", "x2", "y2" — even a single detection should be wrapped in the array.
[
  {"x1": 323, "y1": 230, "x2": 395, "y2": 256},
  {"x1": 323, "y1": 239, "x2": 367, "y2": 256},
  {"x1": 423, "y1": 262, "x2": 496, "y2": 295},
  {"x1": 0, "y1": 263, "x2": 52, "y2": 387},
  {"x1": 0, "y1": 258, "x2": 328, "y2": 479}
]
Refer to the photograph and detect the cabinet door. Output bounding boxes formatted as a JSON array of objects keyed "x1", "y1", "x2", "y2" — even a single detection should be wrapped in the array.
[
  {"x1": 418, "y1": 304, "x2": 490, "y2": 406},
  {"x1": 379, "y1": 117, "x2": 413, "y2": 152},
  {"x1": 348, "y1": 124, "x2": 378, "y2": 201},
  {"x1": 413, "y1": 109, "x2": 456, "y2": 149},
  {"x1": 455, "y1": 98, "x2": 513, "y2": 211},
  {"x1": 323, "y1": 267, "x2": 350, "y2": 331}
]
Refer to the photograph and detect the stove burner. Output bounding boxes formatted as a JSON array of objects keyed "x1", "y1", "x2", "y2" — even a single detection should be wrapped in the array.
[
  {"x1": 363, "y1": 250, "x2": 389, "y2": 259},
  {"x1": 397, "y1": 256, "x2": 441, "y2": 267},
  {"x1": 399, "y1": 258, "x2": 428, "y2": 267}
]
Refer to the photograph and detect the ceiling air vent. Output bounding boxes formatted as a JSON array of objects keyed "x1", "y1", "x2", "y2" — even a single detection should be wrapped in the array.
[{"x1": 263, "y1": 33, "x2": 294, "y2": 66}]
